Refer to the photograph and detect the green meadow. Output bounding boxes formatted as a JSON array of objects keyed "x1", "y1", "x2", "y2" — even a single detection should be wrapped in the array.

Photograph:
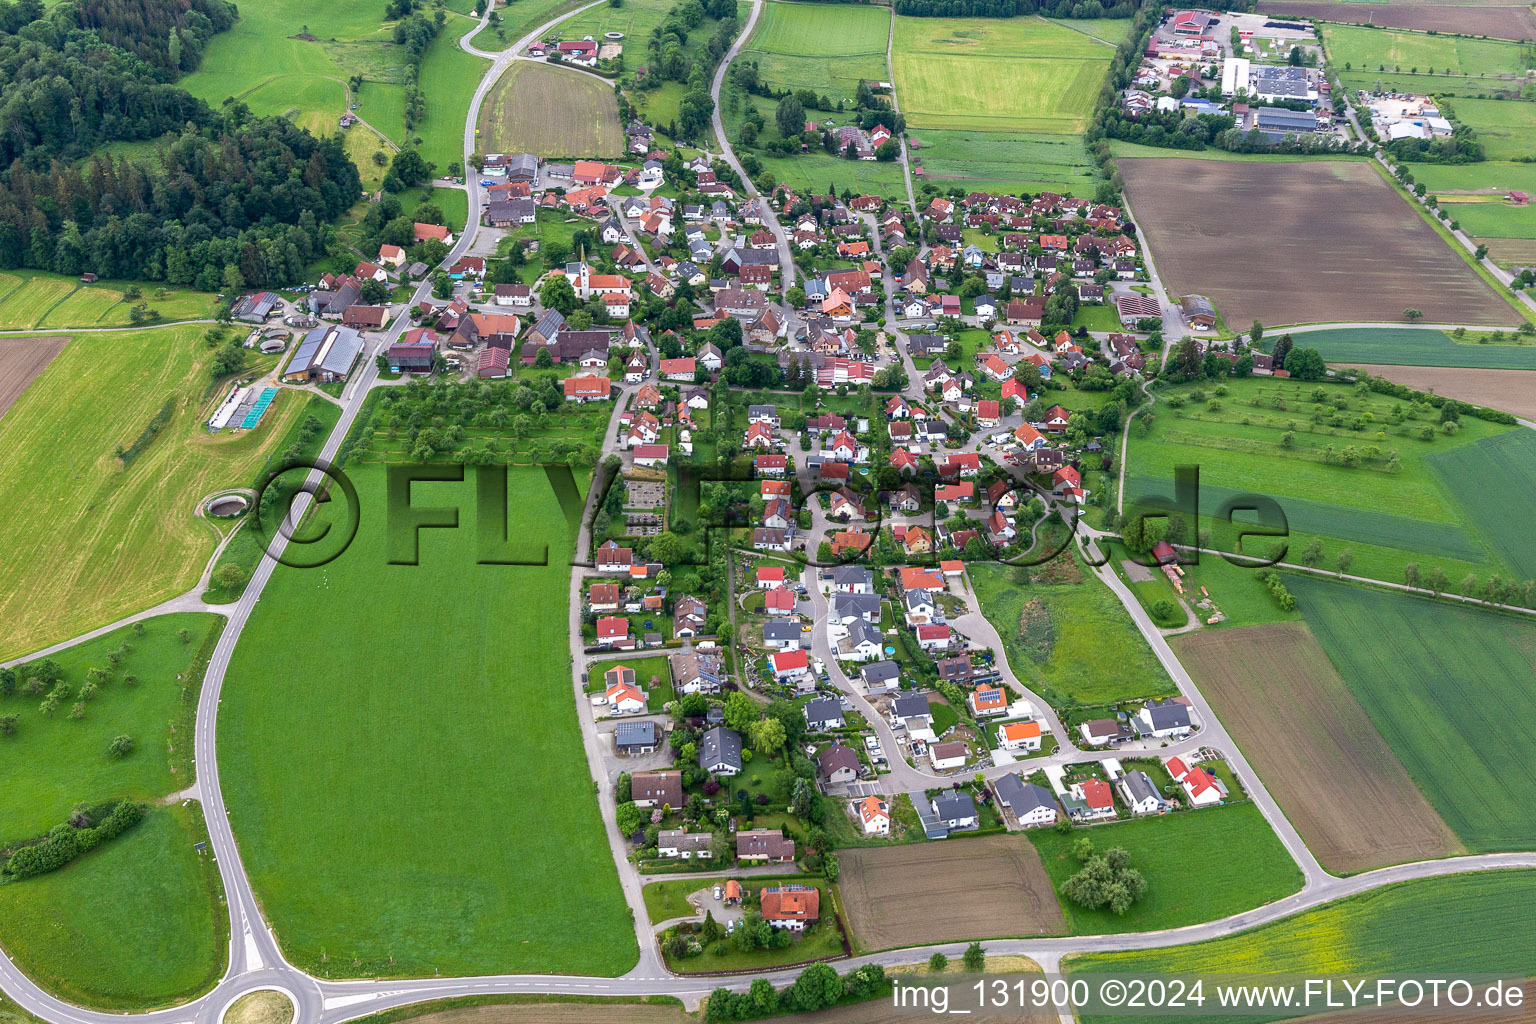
[
  {"x1": 1275, "y1": 327, "x2": 1536, "y2": 369},
  {"x1": 218, "y1": 463, "x2": 638, "y2": 979}
]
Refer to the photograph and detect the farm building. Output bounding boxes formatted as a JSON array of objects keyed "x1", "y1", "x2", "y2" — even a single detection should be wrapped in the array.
[{"x1": 282, "y1": 325, "x2": 364, "y2": 383}]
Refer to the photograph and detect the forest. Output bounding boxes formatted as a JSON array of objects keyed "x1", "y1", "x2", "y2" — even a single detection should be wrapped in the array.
[{"x1": 0, "y1": 0, "x2": 364, "y2": 288}]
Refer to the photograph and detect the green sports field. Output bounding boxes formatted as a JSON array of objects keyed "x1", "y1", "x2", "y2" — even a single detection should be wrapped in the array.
[
  {"x1": 1323, "y1": 23, "x2": 1531, "y2": 78},
  {"x1": 1028, "y1": 802, "x2": 1302, "y2": 934},
  {"x1": 1288, "y1": 574, "x2": 1536, "y2": 852},
  {"x1": 1069, "y1": 872, "x2": 1536, "y2": 1023},
  {"x1": 218, "y1": 463, "x2": 638, "y2": 979},
  {"x1": 0, "y1": 804, "x2": 226, "y2": 1010},
  {"x1": 0, "y1": 325, "x2": 307, "y2": 660},
  {"x1": 970, "y1": 558, "x2": 1177, "y2": 707},
  {"x1": 0, "y1": 613, "x2": 227, "y2": 1008},
  {"x1": 1124, "y1": 376, "x2": 1513, "y2": 585},
  {"x1": 1277, "y1": 327, "x2": 1536, "y2": 369}
]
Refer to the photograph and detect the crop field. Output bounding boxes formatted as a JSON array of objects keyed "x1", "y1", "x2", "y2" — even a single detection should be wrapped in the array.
[
  {"x1": 479, "y1": 62, "x2": 624, "y2": 159},
  {"x1": 1280, "y1": 326, "x2": 1536, "y2": 369},
  {"x1": 0, "y1": 803, "x2": 225, "y2": 1010},
  {"x1": 838, "y1": 836, "x2": 1065, "y2": 950},
  {"x1": 1428, "y1": 429, "x2": 1536, "y2": 582},
  {"x1": 891, "y1": 15, "x2": 1114, "y2": 135},
  {"x1": 1118, "y1": 157, "x2": 1522, "y2": 327},
  {"x1": 218, "y1": 463, "x2": 637, "y2": 979},
  {"x1": 1, "y1": 614, "x2": 223, "y2": 844},
  {"x1": 0, "y1": 337, "x2": 67, "y2": 420},
  {"x1": 1260, "y1": 0, "x2": 1536, "y2": 39},
  {"x1": 1029, "y1": 803, "x2": 1303, "y2": 934},
  {"x1": 1070, "y1": 872, "x2": 1536, "y2": 1024},
  {"x1": 1347, "y1": 365, "x2": 1536, "y2": 421},
  {"x1": 969, "y1": 559, "x2": 1177, "y2": 707},
  {"x1": 1172, "y1": 623, "x2": 1462, "y2": 874},
  {"x1": 1322, "y1": 23, "x2": 1531, "y2": 77},
  {"x1": 1288, "y1": 574, "x2": 1536, "y2": 852},
  {"x1": 909, "y1": 130, "x2": 1103, "y2": 197},
  {"x1": 1124, "y1": 377, "x2": 1510, "y2": 582},
  {"x1": 0, "y1": 325, "x2": 305, "y2": 660}
]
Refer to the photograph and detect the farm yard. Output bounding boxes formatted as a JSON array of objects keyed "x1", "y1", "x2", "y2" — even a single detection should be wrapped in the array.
[
  {"x1": 478, "y1": 62, "x2": 625, "y2": 159},
  {"x1": 1029, "y1": 803, "x2": 1302, "y2": 934},
  {"x1": 1123, "y1": 376, "x2": 1511, "y2": 588},
  {"x1": 891, "y1": 15, "x2": 1115, "y2": 135},
  {"x1": 1288, "y1": 575, "x2": 1536, "y2": 853},
  {"x1": 0, "y1": 325, "x2": 306, "y2": 660},
  {"x1": 0, "y1": 337, "x2": 68, "y2": 420},
  {"x1": 218, "y1": 464, "x2": 638, "y2": 980},
  {"x1": 1173, "y1": 623, "x2": 1462, "y2": 875},
  {"x1": 969, "y1": 559, "x2": 1177, "y2": 707},
  {"x1": 1117, "y1": 157, "x2": 1524, "y2": 327},
  {"x1": 1069, "y1": 872, "x2": 1536, "y2": 1023},
  {"x1": 1346, "y1": 365, "x2": 1536, "y2": 421},
  {"x1": 838, "y1": 836, "x2": 1065, "y2": 951},
  {"x1": 1280, "y1": 326, "x2": 1536, "y2": 369},
  {"x1": 1259, "y1": 0, "x2": 1536, "y2": 40}
]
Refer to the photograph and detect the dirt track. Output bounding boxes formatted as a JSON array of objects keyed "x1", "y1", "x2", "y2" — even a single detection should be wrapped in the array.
[
  {"x1": 840, "y1": 835, "x2": 1066, "y2": 951},
  {"x1": 1174, "y1": 622, "x2": 1463, "y2": 875},
  {"x1": 0, "y1": 336, "x2": 68, "y2": 420},
  {"x1": 1119, "y1": 159, "x2": 1520, "y2": 329},
  {"x1": 1338, "y1": 364, "x2": 1536, "y2": 420}
]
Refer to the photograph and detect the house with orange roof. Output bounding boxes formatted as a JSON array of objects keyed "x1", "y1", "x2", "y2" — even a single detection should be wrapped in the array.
[
  {"x1": 998, "y1": 720, "x2": 1042, "y2": 752},
  {"x1": 760, "y1": 884, "x2": 820, "y2": 929},
  {"x1": 856, "y1": 796, "x2": 890, "y2": 835},
  {"x1": 1069, "y1": 777, "x2": 1117, "y2": 820},
  {"x1": 968, "y1": 684, "x2": 1009, "y2": 718}
]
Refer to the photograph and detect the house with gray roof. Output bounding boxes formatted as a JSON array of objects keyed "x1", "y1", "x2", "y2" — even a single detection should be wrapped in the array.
[
  {"x1": 614, "y1": 720, "x2": 659, "y2": 755},
  {"x1": 993, "y1": 774, "x2": 1059, "y2": 828},
  {"x1": 830, "y1": 565, "x2": 874, "y2": 593},
  {"x1": 860, "y1": 660, "x2": 901, "y2": 694},
  {"x1": 1135, "y1": 700, "x2": 1193, "y2": 739},
  {"x1": 762, "y1": 618, "x2": 804, "y2": 649},
  {"x1": 1118, "y1": 769, "x2": 1166, "y2": 816},
  {"x1": 803, "y1": 697, "x2": 844, "y2": 732},
  {"x1": 831, "y1": 592, "x2": 881, "y2": 624},
  {"x1": 930, "y1": 790, "x2": 978, "y2": 830},
  {"x1": 699, "y1": 726, "x2": 742, "y2": 775}
]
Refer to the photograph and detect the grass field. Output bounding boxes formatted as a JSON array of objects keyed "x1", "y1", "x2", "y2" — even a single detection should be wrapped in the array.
[
  {"x1": 0, "y1": 272, "x2": 212, "y2": 329},
  {"x1": 891, "y1": 15, "x2": 1115, "y2": 135},
  {"x1": 738, "y1": 2, "x2": 891, "y2": 103},
  {"x1": 1276, "y1": 327, "x2": 1536, "y2": 369},
  {"x1": 910, "y1": 130, "x2": 1103, "y2": 197},
  {"x1": 0, "y1": 803, "x2": 226, "y2": 1009},
  {"x1": 1029, "y1": 802, "x2": 1303, "y2": 934},
  {"x1": 1439, "y1": 98, "x2": 1536, "y2": 162},
  {"x1": 479, "y1": 61, "x2": 624, "y2": 159},
  {"x1": 1288, "y1": 574, "x2": 1536, "y2": 852},
  {"x1": 0, "y1": 325, "x2": 307, "y2": 660},
  {"x1": 1, "y1": 614, "x2": 223, "y2": 844},
  {"x1": 417, "y1": 15, "x2": 492, "y2": 172},
  {"x1": 218, "y1": 463, "x2": 638, "y2": 979},
  {"x1": 839, "y1": 836, "x2": 1064, "y2": 950},
  {"x1": 1124, "y1": 376, "x2": 1514, "y2": 585},
  {"x1": 969, "y1": 558, "x2": 1177, "y2": 707},
  {"x1": 0, "y1": 276, "x2": 75, "y2": 329},
  {"x1": 1069, "y1": 872, "x2": 1536, "y2": 1024},
  {"x1": 1323, "y1": 23, "x2": 1531, "y2": 78},
  {"x1": 1173, "y1": 622, "x2": 1462, "y2": 874}
]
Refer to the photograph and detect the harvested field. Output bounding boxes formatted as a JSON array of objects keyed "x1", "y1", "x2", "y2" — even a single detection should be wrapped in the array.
[
  {"x1": 0, "y1": 336, "x2": 68, "y2": 420},
  {"x1": 477, "y1": 62, "x2": 623, "y2": 159},
  {"x1": 1258, "y1": 0, "x2": 1536, "y2": 39},
  {"x1": 1119, "y1": 158, "x2": 1520, "y2": 327},
  {"x1": 1340, "y1": 364, "x2": 1536, "y2": 420},
  {"x1": 1173, "y1": 623, "x2": 1462, "y2": 875},
  {"x1": 839, "y1": 835, "x2": 1065, "y2": 950},
  {"x1": 354, "y1": 1004, "x2": 687, "y2": 1024}
]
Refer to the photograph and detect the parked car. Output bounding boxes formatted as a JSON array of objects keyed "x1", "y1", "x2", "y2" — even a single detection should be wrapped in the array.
[{"x1": 712, "y1": 885, "x2": 723, "y2": 900}]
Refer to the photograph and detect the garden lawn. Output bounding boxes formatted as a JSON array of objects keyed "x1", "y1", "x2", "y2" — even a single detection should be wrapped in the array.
[
  {"x1": 218, "y1": 464, "x2": 638, "y2": 979},
  {"x1": 969, "y1": 558, "x2": 1176, "y2": 707},
  {"x1": 0, "y1": 614, "x2": 222, "y2": 845},
  {"x1": 0, "y1": 325, "x2": 307, "y2": 659},
  {"x1": 1068, "y1": 872, "x2": 1536, "y2": 1024},
  {"x1": 1028, "y1": 802, "x2": 1302, "y2": 934},
  {"x1": 0, "y1": 804, "x2": 226, "y2": 1010},
  {"x1": 1287, "y1": 574, "x2": 1536, "y2": 852},
  {"x1": 1276, "y1": 326, "x2": 1536, "y2": 369}
]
